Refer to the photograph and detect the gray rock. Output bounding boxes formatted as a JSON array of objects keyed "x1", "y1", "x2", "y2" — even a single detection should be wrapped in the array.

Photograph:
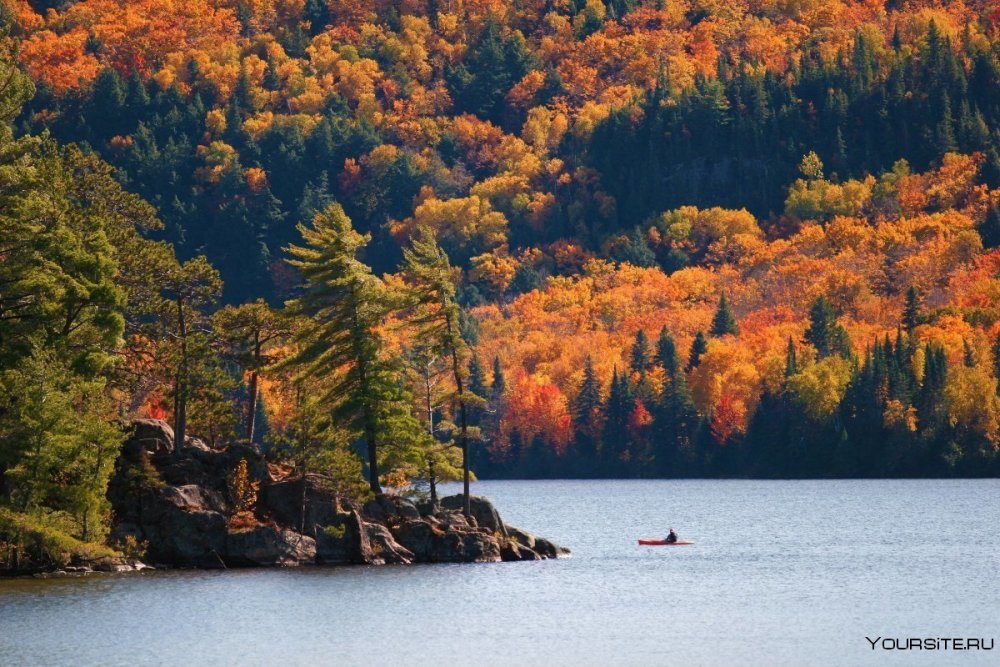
[
  {"x1": 260, "y1": 474, "x2": 341, "y2": 533},
  {"x1": 364, "y1": 522, "x2": 414, "y2": 564},
  {"x1": 163, "y1": 484, "x2": 228, "y2": 514},
  {"x1": 122, "y1": 419, "x2": 174, "y2": 459},
  {"x1": 500, "y1": 540, "x2": 541, "y2": 562},
  {"x1": 440, "y1": 495, "x2": 507, "y2": 536},
  {"x1": 505, "y1": 525, "x2": 537, "y2": 550},
  {"x1": 226, "y1": 526, "x2": 316, "y2": 566},
  {"x1": 531, "y1": 536, "x2": 569, "y2": 559},
  {"x1": 316, "y1": 511, "x2": 372, "y2": 565}
]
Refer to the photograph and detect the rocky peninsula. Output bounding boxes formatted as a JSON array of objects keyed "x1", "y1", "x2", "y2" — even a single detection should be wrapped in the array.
[{"x1": 76, "y1": 420, "x2": 565, "y2": 573}]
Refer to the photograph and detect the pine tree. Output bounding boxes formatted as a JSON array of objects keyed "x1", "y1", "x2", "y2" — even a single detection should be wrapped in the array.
[
  {"x1": 655, "y1": 327, "x2": 680, "y2": 378},
  {"x1": 805, "y1": 296, "x2": 852, "y2": 358},
  {"x1": 903, "y1": 286, "x2": 922, "y2": 333},
  {"x1": 979, "y1": 205, "x2": 1000, "y2": 249},
  {"x1": 213, "y1": 300, "x2": 290, "y2": 444},
  {"x1": 601, "y1": 368, "x2": 633, "y2": 472},
  {"x1": 785, "y1": 337, "x2": 798, "y2": 376},
  {"x1": 963, "y1": 339, "x2": 976, "y2": 368},
  {"x1": 468, "y1": 352, "x2": 488, "y2": 404},
  {"x1": 653, "y1": 360, "x2": 698, "y2": 476},
  {"x1": 993, "y1": 333, "x2": 1000, "y2": 390},
  {"x1": 710, "y1": 294, "x2": 739, "y2": 336},
  {"x1": 492, "y1": 356, "x2": 506, "y2": 397},
  {"x1": 572, "y1": 356, "x2": 604, "y2": 466},
  {"x1": 629, "y1": 329, "x2": 650, "y2": 376},
  {"x1": 687, "y1": 331, "x2": 708, "y2": 371},
  {"x1": 402, "y1": 226, "x2": 484, "y2": 516},
  {"x1": 283, "y1": 204, "x2": 421, "y2": 494},
  {"x1": 160, "y1": 257, "x2": 223, "y2": 452}
]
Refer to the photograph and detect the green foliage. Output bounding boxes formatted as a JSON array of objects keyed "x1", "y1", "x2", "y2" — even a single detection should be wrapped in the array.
[
  {"x1": 0, "y1": 508, "x2": 118, "y2": 573},
  {"x1": 805, "y1": 296, "x2": 853, "y2": 359},
  {"x1": 710, "y1": 294, "x2": 739, "y2": 337},
  {"x1": 283, "y1": 203, "x2": 424, "y2": 493},
  {"x1": 686, "y1": 331, "x2": 708, "y2": 371}
]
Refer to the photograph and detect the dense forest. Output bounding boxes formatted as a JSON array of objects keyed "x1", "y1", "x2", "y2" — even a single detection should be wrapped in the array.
[{"x1": 2, "y1": 0, "x2": 1000, "y2": 559}]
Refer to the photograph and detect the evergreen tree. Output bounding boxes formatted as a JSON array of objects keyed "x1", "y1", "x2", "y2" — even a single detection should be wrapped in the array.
[
  {"x1": 402, "y1": 226, "x2": 485, "y2": 516},
  {"x1": 492, "y1": 356, "x2": 506, "y2": 397},
  {"x1": 655, "y1": 327, "x2": 679, "y2": 378},
  {"x1": 903, "y1": 286, "x2": 922, "y2": 333},
  {"x1": 686, "y1": 331, "x2": 708, "y2": 371},
  {"x1": 805, "y1": 296, "x2": 852, "y2": 358},
  {"x1": 159, "y1": 257, "x2": 224, "y2": 452},
  {"x1": 283, "y1": 204, "x2": 422, "y2": 493},
  {"x1": 572, "y1": 356, "x2": 604, "y2": 470},
  {"x1": 629, "y1": 330, "x2": 650, "y2": 376},
  {"x1": 213, "y1": 300, "x2": 290, "y2": 444},
  {"x1": 710, "y1": 294, "x2": 739, "y2": 337},
  {"x1": 963, "y1": 339, "x2": 976, "y2": 368},
  {"x1": 653, "y1": 360, "x2": 698, "y2": 476},
  {"x1": 468, "y1": 352, "x2": 488, "y2": 404},
  {"x1": 980, "y1": 205, "x2": 1000, "y2": 249},
  {"x1": 785, "y1": 337, "x2": 798, "y2": 377},
  {"x1": 601, "y1": 368, "x2": 633, "y2": 473}
]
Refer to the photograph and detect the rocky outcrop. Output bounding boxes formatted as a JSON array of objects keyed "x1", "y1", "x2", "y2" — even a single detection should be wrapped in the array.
[
  {"x1": 107, "y1": 419, "x2": 568, "y2": 569},
  {"x1": 226, "y1": 527, "x2": 317, "y2": 566}
]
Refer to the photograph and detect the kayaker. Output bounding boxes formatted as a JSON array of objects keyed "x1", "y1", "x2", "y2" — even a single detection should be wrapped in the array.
[{"x1": 666, "y1": 528, "x2": 678, "y2": 544}]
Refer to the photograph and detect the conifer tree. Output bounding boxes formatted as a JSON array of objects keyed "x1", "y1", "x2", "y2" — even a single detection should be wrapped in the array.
[
  {"x1": 213, "y1": 300, "x2": 290, "y2": 443},
  {"x1": 159, "y1": 257, "x2": 223, "y2": 451},
  {"x1": 805, "y1": 296, "x2": 852, "y2": 358},
  {"x1": 601, "y1": 368, "x2": 633, "y2": 472},
  {"x1": 710, "y1": 294, "x2": 739, "y2": 337},
  {"x1": 283, "y1": 203, "x2": 420, "y2": 494},
  {"x1": 903, "y1": 286, "x2": 922, "y2": 333},
  {"x1": 402, "y1": 226, "x2": 484, "y2": 516},
  {"x1": 785, "y1": 337, "x2": 798, "y2": 377},
  {"x1": 687, "y1": 331, "x2": 708, "y2": 371},
  {"x1": 492, "y1": 356, "x2": 506, "y2": 397},
  {"x1": 655, "y1": 327, "x2": 679, "y2": 378},
  {"x1": 629, "y1": 330, "x2": 650, "y2": 376},
  {"x1": 572, "y1": 356, "x2": 604, "y2": 466}
]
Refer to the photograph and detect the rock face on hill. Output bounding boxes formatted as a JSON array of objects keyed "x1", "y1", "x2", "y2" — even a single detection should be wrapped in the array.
[{"x1": 107, "y1": 420, "x2": 568, "y2": 568}]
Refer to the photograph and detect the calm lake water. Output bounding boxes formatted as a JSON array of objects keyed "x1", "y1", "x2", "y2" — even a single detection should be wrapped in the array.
[{"x1": 1, "y1": 479, "x2": 998, "y2": 666}]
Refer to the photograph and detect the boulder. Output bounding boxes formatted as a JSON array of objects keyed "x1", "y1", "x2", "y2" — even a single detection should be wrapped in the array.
[
  {"x1": 152, "y1": 507, "x2": 228, "y2": 567},
  {"x1": 226, "y1": 526, "x2": 316, "y2": 566},
  {"x1": 163, "y1": 484, "x2": 228, "y2": 514},
  {"x1": 121, "y1": 419, "x2": 174, "y2": 460},
  {"x1": 364, "y1": 522, "x2": 414, "y2": 564},
  {"x1": 260, "y1": 474, "x2": 342, "y2": 533},
  {"x1": 440, "y1": 495, "x2": 507, "y2": 536},
  {"x1": 500, "y1": 540, "x2": 540, "y2": 562},
  {"x1": 460, "y1": 532, "x2": 502, "y2": 563},
  {"x1": 315, "y1": 510, "x2": 373, "y2": 565},
  {"x1": 362, "y1": 494, "x2": 421, "y2": 524},
  {"x1": 505, "y1": 525, "x2": 537, "y2": 551},
  {"x1": 531, "y1": 536, "x2": 568, "y2": 559}
]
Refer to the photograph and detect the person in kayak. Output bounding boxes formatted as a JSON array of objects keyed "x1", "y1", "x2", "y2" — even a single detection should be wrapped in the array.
[{"x1": 666, "y1": 528, "x2": 678, "y2": 544}]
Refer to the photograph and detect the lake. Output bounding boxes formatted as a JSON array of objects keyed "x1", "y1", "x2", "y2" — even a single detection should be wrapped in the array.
[{"x1": 1, "y1": 479, "x2": 998, "y2": 666}]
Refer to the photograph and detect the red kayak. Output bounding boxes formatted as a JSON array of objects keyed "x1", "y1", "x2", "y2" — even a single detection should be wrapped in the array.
[{"x1": 638, "y1": 538, "x2": 694, "y2": 546}]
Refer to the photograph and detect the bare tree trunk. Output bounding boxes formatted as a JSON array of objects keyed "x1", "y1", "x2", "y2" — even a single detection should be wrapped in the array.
[
  {"x1": 428, "y1": 458, "x2": 438, "y2": 508},
  {"x1": 443, "y1": 311, "x2": 470, "y2": 517},
  {"x1": 246, "y1": 333, "x2": 261, "y2": 443},
  {"x1": 174, "y1": 296, "x2": 188, "y2": 455},
  {"x1": 300, "y1": 472, "x2": 308, "y2": 534},
  {"x1": 424, "y1": 361, "x2": 438, "y2": 510},
  {"x1": 350, "y1": 295, "x2": 381, "y2": 494}
]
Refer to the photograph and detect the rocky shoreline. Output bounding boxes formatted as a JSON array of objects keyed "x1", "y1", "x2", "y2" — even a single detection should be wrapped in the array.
[{"x1": 50, "y1": 420, "x2": 564, "y2": 575}]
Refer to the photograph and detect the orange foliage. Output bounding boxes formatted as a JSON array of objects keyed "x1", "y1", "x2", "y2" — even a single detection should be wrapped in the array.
[{"x1": 498, "y1": 370, "x2": 573, "y2": 454}]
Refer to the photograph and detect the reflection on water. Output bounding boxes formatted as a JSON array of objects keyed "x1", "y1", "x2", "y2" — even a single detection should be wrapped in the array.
[{"x1": 1, "y1": 479, "x2": 998, "y2": 667}]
